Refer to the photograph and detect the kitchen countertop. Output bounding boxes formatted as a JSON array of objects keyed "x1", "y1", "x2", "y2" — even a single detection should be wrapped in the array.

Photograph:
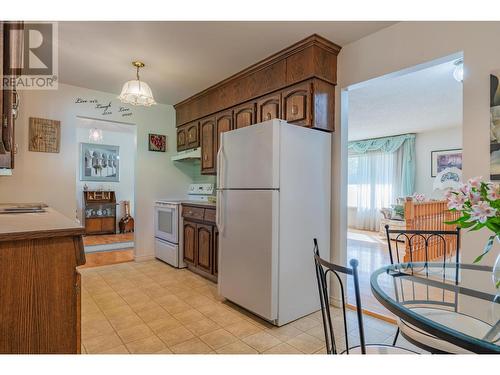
[
  {"x1": 181, "y1": 201, "x2": 216, "y2": 209},
  {"x1": 0, "y1": 205, "x2": 84, "y2": 242}
]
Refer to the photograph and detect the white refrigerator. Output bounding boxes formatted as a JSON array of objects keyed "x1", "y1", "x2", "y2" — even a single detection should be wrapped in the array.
[{"x1": 216, "y1": 119, "x2": 331, "y2": 326}]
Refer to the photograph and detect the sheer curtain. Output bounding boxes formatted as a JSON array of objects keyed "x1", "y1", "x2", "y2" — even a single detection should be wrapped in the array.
[{"x1": 348, "y1": 149, "x2": 402, "y2": 231}]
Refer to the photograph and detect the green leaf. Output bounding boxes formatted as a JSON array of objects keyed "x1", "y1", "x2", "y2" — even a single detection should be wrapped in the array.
[
  {"x1": 496, "y1": 280, "x2": 500, "y2": 289},
  {"x1": 457, "y1": 221, "x2": 476, "y2": 229},
  {"x1": 473, "y1": 235, "x2": 495, "y2": 263},
  {"x1": 470, "y1": 222, "x2": 487, "y2": 231}
]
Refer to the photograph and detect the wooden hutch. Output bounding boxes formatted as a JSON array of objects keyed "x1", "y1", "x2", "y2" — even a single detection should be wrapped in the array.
[{"x1": 83, "y1": 191, "x2": 117, "y2": 235}]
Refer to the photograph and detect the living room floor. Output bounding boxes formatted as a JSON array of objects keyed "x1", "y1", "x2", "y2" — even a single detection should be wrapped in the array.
[
  {"x1": 80, "y1": 260, "x2": 422, "y2": 354},
  {"x1": 346, "y1": 229, "x2": 403, "y2": 319}
]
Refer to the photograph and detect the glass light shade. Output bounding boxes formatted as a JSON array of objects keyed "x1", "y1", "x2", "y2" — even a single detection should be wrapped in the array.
[
  {"x1": 453, "y1": 62, "x2": 464, "y2": 82},
  {"x1": 118, "y1": 79, "x2": 157, "y2": 106},
  {"x1": 89, "y1": 128, "x2": 103, "y2": 142}
]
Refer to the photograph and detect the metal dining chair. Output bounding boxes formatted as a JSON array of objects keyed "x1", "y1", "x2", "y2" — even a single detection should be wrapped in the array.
[
  {"x1": 313, "y1": 239, "x2": 417, "y2": 354},
  {"x1": 383, "y1": 225, "x2": 487, "y2": 354}
]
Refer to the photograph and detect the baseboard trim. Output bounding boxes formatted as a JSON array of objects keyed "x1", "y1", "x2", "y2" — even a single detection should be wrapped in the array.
[{"x1": 134, "y1": 254, "x2": 155, "y2": 262}]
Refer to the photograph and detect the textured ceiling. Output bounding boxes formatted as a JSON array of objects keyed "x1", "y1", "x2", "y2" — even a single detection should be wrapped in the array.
[
  {"x1": 348, "y1": 59, "x2": 463, "y2": 141},
  {"x1": 57, "y1": 21, "x2": 395, "y2": 105}
]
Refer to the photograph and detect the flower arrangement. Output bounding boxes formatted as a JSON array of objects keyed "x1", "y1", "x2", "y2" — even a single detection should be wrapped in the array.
[{"x1": 446, "y1": 176, "x2": 500, "y2": 288}]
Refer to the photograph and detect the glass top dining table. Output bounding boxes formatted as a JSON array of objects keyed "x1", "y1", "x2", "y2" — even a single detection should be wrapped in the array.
[{"x1": 370, "y1": 262, "x2": 500, "y2": 353}]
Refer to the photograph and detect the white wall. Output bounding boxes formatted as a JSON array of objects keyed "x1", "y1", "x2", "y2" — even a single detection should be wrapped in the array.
[
  {"x1": 0, "y1": 83, "x2": 193, "y2": 260},
  {"x1": 334, "y1": 22, "x2": 500, "y2": 268},
  {"x1": 75, "y1": 125, "x2": 136, "y2": 230},
  {"x1": 415, "y1": 127, "x2": 462, "y2": 198}
]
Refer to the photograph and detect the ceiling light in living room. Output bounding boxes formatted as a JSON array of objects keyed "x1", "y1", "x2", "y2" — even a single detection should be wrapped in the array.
[
  {"x1": 453, "y1": 59, "x2": 464, "y2": 82},
  {"x1": 118, "y1": 61, "x2": 157, "y2": 107},
  {"x1": 89, "y1": 128, "x2": 103, "y2": 142}
]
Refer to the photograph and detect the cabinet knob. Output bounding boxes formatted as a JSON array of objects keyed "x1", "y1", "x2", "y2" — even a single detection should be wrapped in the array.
[{"x1": 291, "y1": 105, "x2": 299, "y2": 116}]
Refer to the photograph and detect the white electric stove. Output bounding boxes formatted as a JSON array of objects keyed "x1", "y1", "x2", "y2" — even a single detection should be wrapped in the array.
[{"x1": 154, "y1": 183, "x2": 214, "y2": 267}]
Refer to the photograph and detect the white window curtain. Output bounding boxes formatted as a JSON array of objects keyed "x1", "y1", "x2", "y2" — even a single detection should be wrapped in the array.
[{"x1": 348, "y1": 149, "x2": 403, "y2": 231}]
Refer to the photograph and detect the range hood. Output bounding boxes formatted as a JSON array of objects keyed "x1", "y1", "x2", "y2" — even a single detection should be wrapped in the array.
[{"x1": 171, "y1": 148, "x2": 201, "y2": 162}]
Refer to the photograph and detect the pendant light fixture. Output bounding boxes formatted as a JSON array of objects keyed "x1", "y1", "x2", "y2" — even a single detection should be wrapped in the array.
[
  {"x1": 89, "y1": 128, "x2": 103, "y2": 142},
  {"x1": 118, "y1": 61, "x2": 157, "y2": 107}
]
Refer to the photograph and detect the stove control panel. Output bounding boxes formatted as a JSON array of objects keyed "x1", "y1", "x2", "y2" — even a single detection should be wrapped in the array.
[{"x1": 188, "y1": 183, "x2": 214, "y2": 196}]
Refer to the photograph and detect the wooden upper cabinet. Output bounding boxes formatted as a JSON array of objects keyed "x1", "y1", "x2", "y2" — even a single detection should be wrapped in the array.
[
  {"x1": 176, "y1": 125, "x2": 187, "y2": 151},
  {"x1": 256, "y1": 93, "x2": 281, "y2": 123},
  {"x1": 186, "y1": 122, "x2": 199, "y2": 149},
  {"x1": 282, "y1": 81, "x2": 312, "y2": 127},
  {"x1": 200, "y1": 116, "x2": 216, "y2": 174},
  {"x1": 234, "y1": 101, "x2": 256, "y2": 129},
  {"x1": 215, "y1": 110, "x2": 233, "y2": 153},
  {"x1": 183, "y1": 221, "x2": 197, "y2": 264},
  {"x1": 174, "y1": 35, "x2": 340, "y2": 127},
  {"x1": 196, "y1": 224, "x2": 213, "y2": 273},
  {"x1": 177, "y1": 122, "x2": 199, "y2": 152}
]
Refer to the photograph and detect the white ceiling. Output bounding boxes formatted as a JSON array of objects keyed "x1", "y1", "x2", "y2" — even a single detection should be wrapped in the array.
[
  {"x1": 58, "y1": 21, "x2": 395, "y2": 105},
  {"x1": 348, "y1": 60, "x2": 463, "y2": 141}
]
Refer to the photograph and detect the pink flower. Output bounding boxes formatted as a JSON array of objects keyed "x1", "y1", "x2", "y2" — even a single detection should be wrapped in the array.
[
  {"x1": 413, "y1": 193, "x2": 425, "y2": 202},
  {"x1": 469, "y1": 201, "x2": 497, "y2": 223},
  {"x1": 486, "y1": 183, "x2": 500, "y2": 201},
  {"x1": 468, "y1": 176, "x2": 483, "y2": 189},
  {"x1": 459, "y1": 183, "x2": 470, "y2": 196},
  {"x1": 447, "y1": 193, "x2": 466, "y2": 210},
  {"x1": 469, "y1": 190, "x2": 482, "y2": 205}
]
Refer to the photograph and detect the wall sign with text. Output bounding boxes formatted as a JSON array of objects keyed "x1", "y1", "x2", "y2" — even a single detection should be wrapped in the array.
[{"x1": 74, "y1": 97, "x2": 133, "y2": 118}]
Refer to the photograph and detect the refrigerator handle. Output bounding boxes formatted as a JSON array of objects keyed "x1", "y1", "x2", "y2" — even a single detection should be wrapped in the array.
[
  {"x1": 216, "y1": 146, "x2": 221, "y2": 188},
  {"x1": 216, "y1": 190, "x2": 224, "y2": 235}
]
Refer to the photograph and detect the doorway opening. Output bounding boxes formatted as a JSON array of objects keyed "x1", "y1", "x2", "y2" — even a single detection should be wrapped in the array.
[
  {"x1": 342, "y1": 53, "x2": 464, "y2": 319},
  {"x1": 75, "y1": 117, "x2": 137, "y2": 267}
]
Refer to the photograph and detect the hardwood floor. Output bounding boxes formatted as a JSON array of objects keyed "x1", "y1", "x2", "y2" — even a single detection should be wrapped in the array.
[
  {"x1": 346, "y1": 229, "x2": 402, "y2": 320},
  {"x1": 83, "y1": 233, "x2": 134, "y2": 246}
]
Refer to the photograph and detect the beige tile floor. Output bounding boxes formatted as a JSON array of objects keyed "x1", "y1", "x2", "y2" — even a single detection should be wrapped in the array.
[{"x1": 80, "y1": 259, "x2": 423, "y2": 354}]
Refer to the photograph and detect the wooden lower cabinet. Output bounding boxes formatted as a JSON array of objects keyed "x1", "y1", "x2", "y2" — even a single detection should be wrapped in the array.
[
  {"x1": 183, "y1": 221, "x2": 196, "y2": 264},
  {"x1": 182, "y1": 205, "x2": 218, "y2": 281},
  {"x1": 196, "y1": 224, "x2": 213, "y2": 273},
  {"x1": 0, "y1": 207, "x2": 85, "y2": 353}
]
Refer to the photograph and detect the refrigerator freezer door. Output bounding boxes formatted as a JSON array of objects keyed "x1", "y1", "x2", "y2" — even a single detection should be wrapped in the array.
[
  {"x1": 218, "y1": 189, "x2": 279, "y2": 321},
  {"x1": 218, "y1": 120, "x2": 282, "y2": 189}
]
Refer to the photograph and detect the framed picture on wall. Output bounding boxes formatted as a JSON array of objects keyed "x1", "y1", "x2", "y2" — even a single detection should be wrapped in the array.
[
  {"x1": 431, "y1": 149, "x2": 462, "y2": 177},
  {"x1": 80, "y1": 143, "x2": 120, "y2": 182},
  {"x1": 490, "y1": 71, "x2": 500, "y2": 180},
  {"x1": 148, "y1": 133, "x2": 167, "y2": 152}
]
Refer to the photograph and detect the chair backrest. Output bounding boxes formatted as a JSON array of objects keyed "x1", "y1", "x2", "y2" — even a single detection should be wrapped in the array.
[
  {"x1": 313, "y1": 238, "x2": 366, "y2": 354},
  {"x1": 384, "y1": 226, "x2": 461, "y2": 310},
  {"x1": 384, "y1": 225, "x2": 461, "y2": 267}
]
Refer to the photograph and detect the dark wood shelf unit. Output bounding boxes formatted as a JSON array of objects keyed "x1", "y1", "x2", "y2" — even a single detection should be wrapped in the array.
[{"x1": 83, "y1": 191, "x2": 117, "y2": 235}]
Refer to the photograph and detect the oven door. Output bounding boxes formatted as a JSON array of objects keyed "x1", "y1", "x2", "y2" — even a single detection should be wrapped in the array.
[{"x1": 154, "y1": 204, "x2": 179, "y2": 243}]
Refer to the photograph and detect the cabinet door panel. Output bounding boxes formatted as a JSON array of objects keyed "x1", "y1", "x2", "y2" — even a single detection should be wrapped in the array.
[
  {"x1": 186, "y1": 122, "x2": 199, "y2": 149},
  {"x1": 196, "y1": 224, "x2": 212, "y2": 273},
  {"x1": 216, "y1": 110, "x2": 233, "y2": 154},
  {"x1": 234, "y1": 102, "x2": 256, "y2": 129},
  {"x1": 256, "y1": 93, "x2": 281, "y2": 123},
  {"x1": 282, "y1": 81, "x2": 312, "y2": 127},
  {"x1": 101, "y1": 218, "x2": 116, "y2": 233},
  {"x1": 183, "y1": 221, "x2": 197, "y2": 264},
  {"x1": 177, "y1": 125, "x2": 187, "y2": 151},
  {"x1": 200, "y1": 116, "x2": 216, "y2": 174}
]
